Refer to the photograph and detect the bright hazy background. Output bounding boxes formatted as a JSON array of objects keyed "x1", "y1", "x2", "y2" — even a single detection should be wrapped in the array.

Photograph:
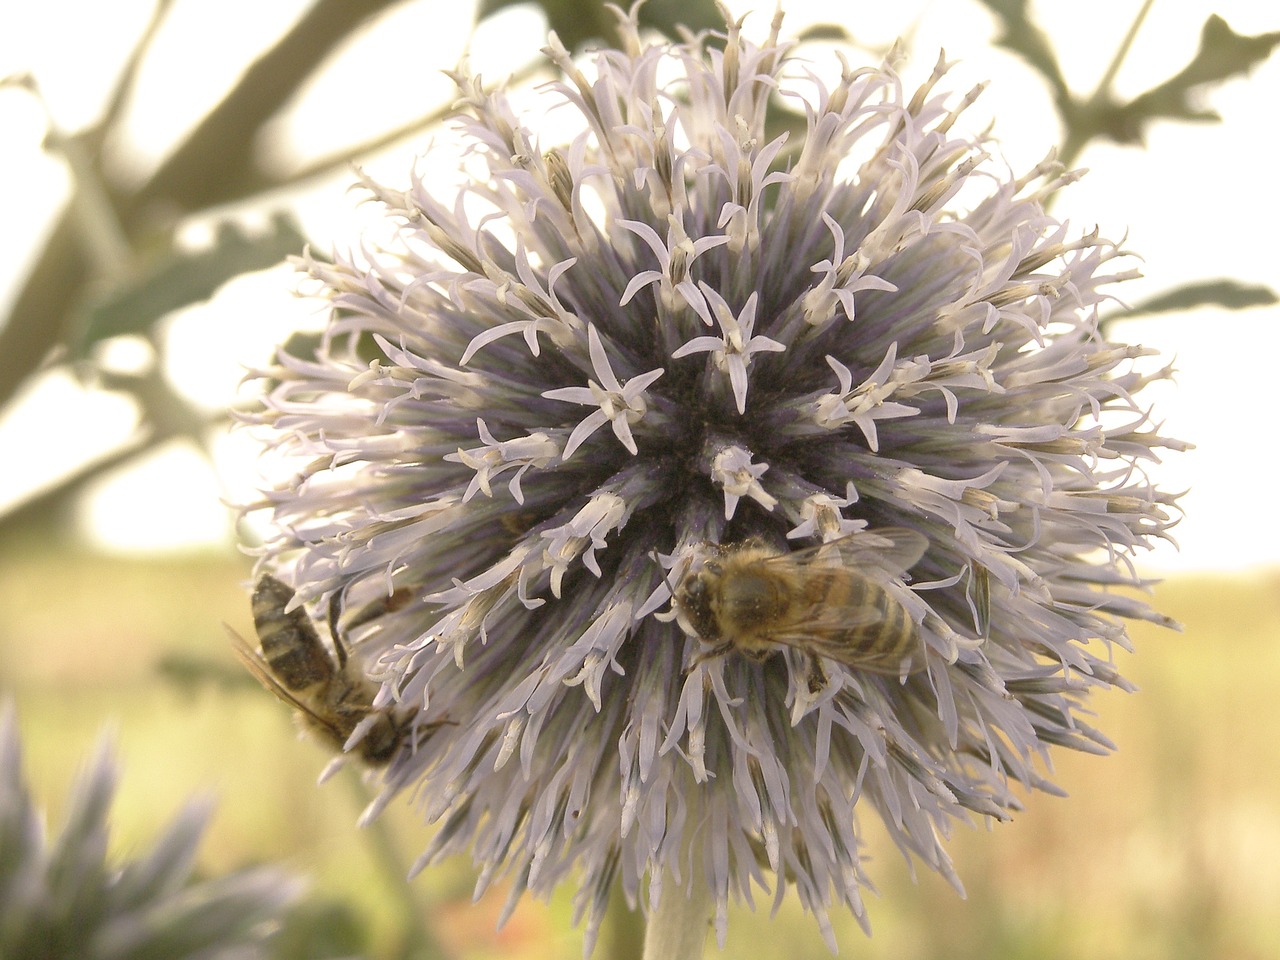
[
  {"x1": 2, "y1": 0, "x2": 1278, "y2": 569},
  {"x1": 1, "y1": 2, "x2": 1277, "y2": 959}
]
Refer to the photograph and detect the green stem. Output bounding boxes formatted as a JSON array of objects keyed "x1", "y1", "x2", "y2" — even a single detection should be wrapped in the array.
[
  {"x1": 1059, "y1": 0, "x2": 1157, "y2": 171},
  {"x1": 604, "y1": 876, "x2": 645, "y2": 960},
  {"x1": 285, "y1": 58, "x2": 545, "y2": 188},
  {"x1": 341, "y1": 770, "x2": 447, "y2": 960},
  {"x1": 1091, "y1": 0, "x2": 1156, "y2": 104},
  {"x1": 31, "y1": 88, "x2": 133, "y2": 278},
  {"x1": 641, "y1": 846, "x2": 712, "y2": 960}
]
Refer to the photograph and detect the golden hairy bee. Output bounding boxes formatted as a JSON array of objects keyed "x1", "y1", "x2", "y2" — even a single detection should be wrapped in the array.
[
  {"x1": 672, "y1": 527, "x2": 930, "y2": 679},
  {"x1": 228, "y1": 575, "x2": 411, "y2": 766}
]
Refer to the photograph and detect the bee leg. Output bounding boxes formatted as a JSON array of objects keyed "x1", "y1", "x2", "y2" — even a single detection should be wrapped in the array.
[
  {"x1": 804, "y1": 655, "x2": 828, "y2": 695},
  {"x1": 685, "y1": 640, "x2": 733, "y2": 674},
  {"x1": 327, "y1": 589, "x2": 350, "y2": 669}
]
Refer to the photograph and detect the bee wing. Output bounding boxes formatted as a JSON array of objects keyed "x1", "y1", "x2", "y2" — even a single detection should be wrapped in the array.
[
  {"x1": 764, "y1": 619, "x2": 922, "y2": 676},
  {"x1": 227, "y1": 626, "x2": 312, "y2": 712},
  {"x1": 761, "y1": 608, "x2": 881, "y2": 652},
  {"x1": 775, "y1": 527, "x2": 928, "y2": 580},
  {"x1": 225, "y1": 625, "x2": 350, "y2": 743},
  {"x1": 833, "y1": 647, "x2": 922, "y2": 676},
  {"x1": 759, "y1": 529, "x2": 928, "y2": 676}
]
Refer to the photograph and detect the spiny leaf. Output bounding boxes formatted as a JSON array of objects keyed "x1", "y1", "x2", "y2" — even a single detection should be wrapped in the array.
[
  {"x1": 1104, "y1": 16, "x2": 1280, "y2": 144},
  {"x1": 973, "y1": 0, "x2": 1069, "y2": 99},
  {"x1": 796, "y1": 23, "x2": 851, "y2": 43},
  {"x1": 155, "y1": 652, "x2": 260, "y2": 695},
  {"x1": 478, "y1": 0, "x2": 724, "y2": 53},
  {"x1": 632, "y1": 0, "x2": 726, "y2": 40},
  {"x1": 76, "y1": 214, "x2": 305, "y2": 356},
  {"x1": 1123, "y1": 279, "x2": 1279, "y2": 318}
]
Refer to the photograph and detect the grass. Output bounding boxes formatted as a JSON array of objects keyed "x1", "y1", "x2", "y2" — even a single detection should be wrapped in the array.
[{"x1": 3, "y1": 542, "x2": 1277, "y2": 959}]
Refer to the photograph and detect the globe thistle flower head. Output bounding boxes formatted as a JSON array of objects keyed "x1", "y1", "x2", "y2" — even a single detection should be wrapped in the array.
[{"x1": 242, "y1": 5, "x2": 1186, "y2": 950}]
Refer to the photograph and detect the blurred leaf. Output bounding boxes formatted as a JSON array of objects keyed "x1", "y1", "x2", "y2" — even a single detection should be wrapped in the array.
[
  {"x1": 764, "y1": 97, "x2": 808, "y2": 159},
  {"x1": 974, "y1": 0, "x2": 1069, "y2": 99},
  {"x1": 155, "y1": 652, "x2": 259, "y2": 696},
  {"x1": 283, "y1": 326, "x2": 385, "y2": 364},
  {"x1": 76, "y1": 215, "x2": 306, "y2": 357},
  {"x1": 247, "y1": 326, "x2": 388, "y2": 398},
  {"x1": 281, "y1": 329, "x2": 327, "y2": 362},
  {"x1": 1124, "y1": 279, "x2": 1279, "y2": 318},
  {"x1": 478, "y1": 0, "x2": 724, "y2": 52},
  {"x1": 797, "y1": 23, "x2": 851, "y2": 43},
  {"x1": 633, "y1": 0, "x2": 725, "y2": 41},
  {"x1": 269, "y1": 896, "x2": 369, "y2": 960},
  {"x1": 1105, "y1": 16, "x2": 1280, "y2": 144},
  {"x1": 4, "y1": 1, "x2": 406, "y2": 413}
]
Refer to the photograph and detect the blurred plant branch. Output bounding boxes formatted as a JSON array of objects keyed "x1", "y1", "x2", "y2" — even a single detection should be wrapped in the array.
[
  {"x1": 0, "y1": 0, "x2": 1276, "y2": 540},
  {"x1": 1, "y1": 0, "x2": 406, "y2": 538},
  {"x1": 978, "y1": 1, "x2": 1280, "y2": 167},
  {"x1": 3, "y1": 0, "x2": 402, "y2": 405}
]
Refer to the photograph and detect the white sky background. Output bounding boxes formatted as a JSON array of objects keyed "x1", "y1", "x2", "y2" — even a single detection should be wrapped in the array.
[{"x1": 0, "y1": 0, "x2": 1276, "y2": 571}]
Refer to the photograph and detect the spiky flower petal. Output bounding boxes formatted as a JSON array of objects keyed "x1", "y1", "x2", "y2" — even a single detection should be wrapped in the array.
[{"x1": 241, "y1": 7, "x2": 1185, "y2": 951}]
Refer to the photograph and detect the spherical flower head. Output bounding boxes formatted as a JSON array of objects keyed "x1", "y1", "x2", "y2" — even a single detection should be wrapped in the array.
[{"x1": 241, "y1": 6, "x2": 1186, "y2": 951}]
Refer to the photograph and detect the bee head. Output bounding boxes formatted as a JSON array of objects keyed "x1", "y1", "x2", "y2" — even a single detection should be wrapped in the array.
[
  {"x1": 357, "y1": 713, "x2": 405, "y2": 766},
  {"x1": 674, "y1": 562, "x2": 722, "y2": 641}
]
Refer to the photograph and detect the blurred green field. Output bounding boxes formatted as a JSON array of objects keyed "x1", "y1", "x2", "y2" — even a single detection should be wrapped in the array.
[{"x1": 3, "y1": 541, "x2": 1277, "y2": 960}]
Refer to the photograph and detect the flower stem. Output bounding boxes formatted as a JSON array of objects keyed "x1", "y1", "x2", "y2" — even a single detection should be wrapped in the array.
[
  {"x1": 1059, "y1": 0, "x2": 1156, "y2": 170},
  {"x1": 341, "y1": 769, "x2": 447, "y2": 960},
  {"x1": 1091, "y1": 0, "x2": 1156, "y2": 105},
  {"x1": 641, "y1": 851, "x2": 712, "y2": 960},
  {"x1": 604, "y1": 877, "x2": 645, "y2": 960},
  {"x1": 27, "y1": 82, "x2": 133, "y2": 278}
]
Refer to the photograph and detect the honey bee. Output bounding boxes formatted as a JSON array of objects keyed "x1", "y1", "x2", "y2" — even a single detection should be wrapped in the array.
[
  {"x1": 672, "y1": 527, "x2": 930, "y2": 678},
  {"x1": 229, "y1": 575, "x2": 411, "y2": 766}
]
